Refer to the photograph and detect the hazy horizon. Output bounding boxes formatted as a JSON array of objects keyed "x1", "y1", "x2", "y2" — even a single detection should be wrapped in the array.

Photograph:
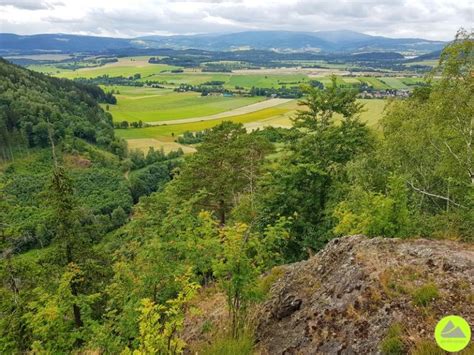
[{"x1": 0, "y1": 29, "x2": 453, "y2": 42}]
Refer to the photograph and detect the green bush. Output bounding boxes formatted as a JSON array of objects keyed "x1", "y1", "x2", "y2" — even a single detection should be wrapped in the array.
[
  {"x1": 381, "y1": 324, "x2": 406, "y2": 355},
  {"x1": 412, "y1": 283, "x2": 439, "y2": 306},
  {"x1": 201, "y1": 333, "x2": 254, "y2": 355},
  {"x1": 411, "y1": 340, "x2": 444, "y2": 355}
]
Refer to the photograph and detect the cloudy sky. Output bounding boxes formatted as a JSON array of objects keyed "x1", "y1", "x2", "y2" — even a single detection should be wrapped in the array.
[{"x1": 0, "y1": 0, "x2": 472, "y2": 40}]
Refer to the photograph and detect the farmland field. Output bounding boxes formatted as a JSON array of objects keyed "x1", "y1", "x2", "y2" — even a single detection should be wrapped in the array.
[
  {"x1": 357, "y1": 77, "x2": 391, "y2": 90},
  {"x1": 126, "y1": 138, "x2": 196, "y2": 154},
  {"x1": 378, "y1": 77, "x2": 407, "y2": 89},
  {"x1": 103, "y1": 86, "x2": 265, "y2": 122},
  {"x1": 58, "y1": 58, "x2": 179, "y2": 79},
  {"x1": 115, "y1": 99, "x2": 387, "y2": 147},
  {"x1": 28, "y1": 56, "x2": 424, "y2": 92},
  {"x1": 405, "y1": 59, "x2": 439, "y2": 67},
  {"x1": 24, "y1": 57, "x2": 402, "y2": 152},
  {"x1": 115, "y1": 100, "x2": 299, "y2": 139}
]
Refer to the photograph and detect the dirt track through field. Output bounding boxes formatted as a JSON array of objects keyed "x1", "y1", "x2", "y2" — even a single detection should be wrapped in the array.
[{"x1": 146, "y1": 98, "x2": 294, "y2": 126}]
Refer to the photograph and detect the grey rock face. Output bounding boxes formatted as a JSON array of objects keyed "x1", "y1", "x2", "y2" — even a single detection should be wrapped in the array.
[{"x1": 255, "y1": 235, "x2": 474, "y2": 354}]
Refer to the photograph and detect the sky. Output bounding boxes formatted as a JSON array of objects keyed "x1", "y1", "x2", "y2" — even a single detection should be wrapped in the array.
[{"x1": 0, "y1": 0, "x2": 472, "y2": 40}]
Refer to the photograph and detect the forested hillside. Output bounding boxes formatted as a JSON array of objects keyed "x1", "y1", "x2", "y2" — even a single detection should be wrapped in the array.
[
  {"x1": 0, "y1": 59, "x2": 180, "y2": 253},
  {"x1": 0, "y1": 31, "x2": 472, "y2": 354},
  {"x1": 0, "y1": 58, "x2": 122, "y2": 160}
]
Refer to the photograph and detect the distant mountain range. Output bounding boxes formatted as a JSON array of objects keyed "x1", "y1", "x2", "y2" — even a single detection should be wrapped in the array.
[{"x1": 0, "y1": 30, "x2": 446, "y2": 55}]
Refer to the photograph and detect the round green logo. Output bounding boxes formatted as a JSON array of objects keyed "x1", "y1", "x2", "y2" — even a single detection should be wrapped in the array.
[{"x1": 435, "y1": 315, "x2": 471, "y2": 352}]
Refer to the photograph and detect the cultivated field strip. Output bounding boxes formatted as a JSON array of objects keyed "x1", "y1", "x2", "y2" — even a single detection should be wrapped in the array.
[{"x1": 146, "y1": 98, "x2": 294, "y2": 125}]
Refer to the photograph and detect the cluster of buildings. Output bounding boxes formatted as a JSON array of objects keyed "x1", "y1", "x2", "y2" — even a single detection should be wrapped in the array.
[{"x1": 358, "y1": 89, "x2": 410, "y2": 99}]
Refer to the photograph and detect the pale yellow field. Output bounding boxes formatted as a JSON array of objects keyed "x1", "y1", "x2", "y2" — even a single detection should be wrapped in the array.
[{"x1": 127, "y1": 138, "x2": 196, "y2": 154}]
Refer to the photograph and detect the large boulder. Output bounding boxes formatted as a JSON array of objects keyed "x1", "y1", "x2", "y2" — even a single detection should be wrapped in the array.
[{"x1": 255, "y1": 235, "x2": 474, "y2": 354}]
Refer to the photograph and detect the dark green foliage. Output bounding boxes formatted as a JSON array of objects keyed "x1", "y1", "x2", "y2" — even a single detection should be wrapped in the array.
[
  {"x1": 249, "y1": 85, "x2": 303, "y2": 98},
  {"x1": 129, "y1": 162, "x2": 173, "y2": 203},
  {"x1": 111, "y1": 207, "x2": 128, "y2": 228},
  {"x1": 74, "y1": 75, "x2": 145, "y2": 87},
  {"x1": 1, "y1": 146, "x2": 133, "y2": 252},
  {"x1": 251, "y1": 126, "x2": 295, "y2": 143},
  {"x1": 72, "y1": 168, "x2": 132, "y2": 215},
  {"x1": 175, "y1": 121, "x2": 273, "y2": 225},
  {"x1": 254, "y1": 77, "x2": 373, "y2": 259},
  {"x1": 0, "y1": 58, "x2": 121, "y2": 160},
  {"x1": 177, "y1": 130, "x2": 208, "y2": 144}
]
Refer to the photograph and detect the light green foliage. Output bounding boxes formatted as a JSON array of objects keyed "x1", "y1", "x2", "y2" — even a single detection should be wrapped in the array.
[
  {"x1": 213, "y1": 223, "x2": 260, "y2": 336},
  {"x1": 293, "y1": 76, "x2": 363, "y2": 129},
  {"x1": 2, "y1": 32, "x2": 473, "y2": 354},
  {"x1": 125, "y1": 274, "x2": 199, "y2": 355},
  {"x1": 332, "y1": 30, "x2": 473, "y2": 241},
  {"x1": 380, "y1": 30, "x2": 473, "y2": 239},
  {"x1": 334, "y1": 176, "x2": 411, "y2": 237},
  {"x1": 213, "y1": 219, "x2": 288, "y2": 337},
  {"x1": 89, "y1": 196, "x2": 221, "y2": 351},
  {"x1": 23, "y1": 263, "x2": 100, "y2": 353},
  {"x1": 411, "y1": 340, "x2": 445, "y2": 355},
  {"x1": 200, "y1": 331, "x2": 255, "y2": 355}
]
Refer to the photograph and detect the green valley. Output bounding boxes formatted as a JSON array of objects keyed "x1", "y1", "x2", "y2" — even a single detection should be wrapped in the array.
[{"x1": 1, "y1": 21, "x2": 472, "y2": 355}]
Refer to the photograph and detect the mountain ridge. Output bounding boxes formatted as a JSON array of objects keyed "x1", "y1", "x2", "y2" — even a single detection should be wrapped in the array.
[{"x1": 0, "y1": 30, "x2": 446, "y2": 55}]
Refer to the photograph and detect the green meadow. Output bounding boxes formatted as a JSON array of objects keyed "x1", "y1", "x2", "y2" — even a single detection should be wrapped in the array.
[
  {"x1": 59, "y1": 63, "x2": 179, "y2": 79},
  {"x1": 103, "y1": 86, "x2": 264, "y2": 122},
  {"x1": 142, "y1": 72, "x2": 310, "y2": 88},
  {"x1": 115, "y1": 99, "x2": 387, "y2": 142}
]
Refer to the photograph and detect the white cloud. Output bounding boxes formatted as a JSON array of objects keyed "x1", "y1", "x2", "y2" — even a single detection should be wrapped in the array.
[
  {"x1": 0, "y1": 0, "x2": 58, "y2": 10},
  {"x1": 0, "y1": 0, "x2": 471, "y2": 40}
]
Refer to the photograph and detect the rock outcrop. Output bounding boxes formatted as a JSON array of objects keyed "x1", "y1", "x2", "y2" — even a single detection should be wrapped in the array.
[{"x1": 255, "y1": 235, "x2": 474, "y2": 354}]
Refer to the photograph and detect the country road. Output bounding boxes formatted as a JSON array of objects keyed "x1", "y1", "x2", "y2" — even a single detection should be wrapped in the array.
[{"x1": 146, "y1": 98, "x2": 294, "y2": 126}]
